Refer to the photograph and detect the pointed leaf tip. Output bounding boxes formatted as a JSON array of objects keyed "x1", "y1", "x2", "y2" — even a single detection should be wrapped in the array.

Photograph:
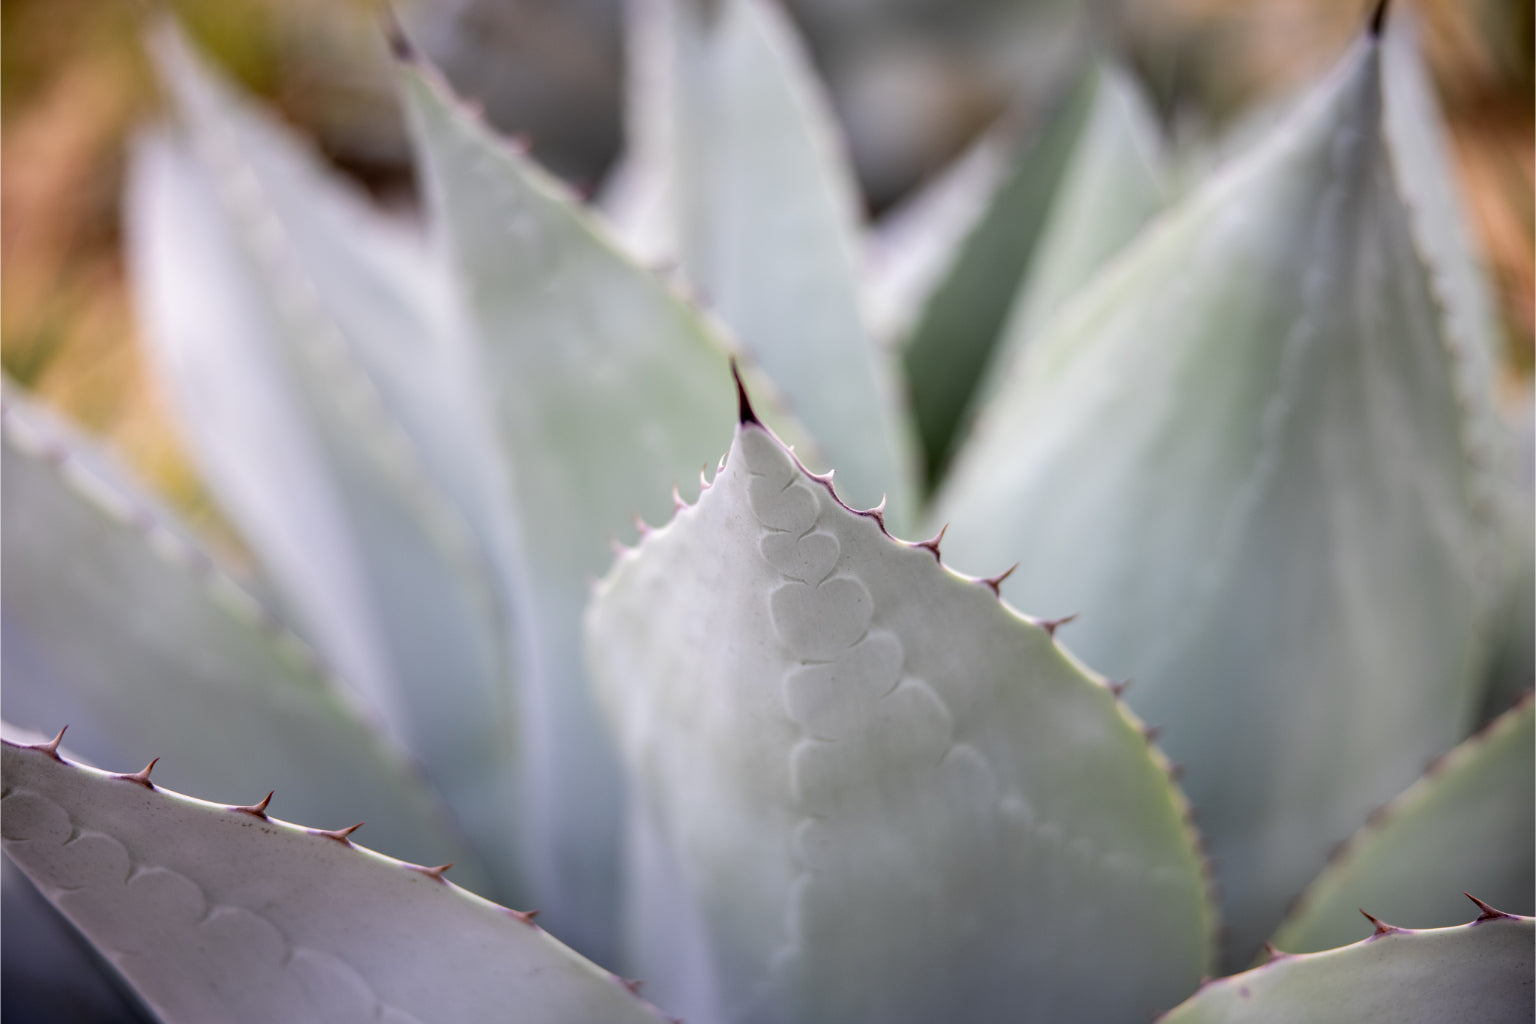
[
  {"x1": 1369, "y1": 0, "x2": 1389, "y2": 37},
  {"x1": 731, "y1": 359, "x2": 761, "y2": 426},
  {"x1": 410, "y1": 862, "x2": 454, "y2": 881}
]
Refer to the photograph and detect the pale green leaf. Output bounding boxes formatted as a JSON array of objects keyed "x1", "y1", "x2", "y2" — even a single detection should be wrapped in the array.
[
  {"x1": 0, "y1": 736, "x2": 674, "y2": 1024},
  {"x1": 901, "y1": 68, "x2": 1093, "y2": 486},
  {"x1": 1, "y1": 388, "x2": 475, "y2": 881},
  {"x1": 399, "y1": 49, "x2": 813, "y2": 959},
  {"x1": 128, "y1": 26, "x2": 526, "y2": 905},
  {"x1": 1270, "y1": 698, "x2": 1534, "y2": 954},
  {"x1": 863, "y1": 128, "x2": 1010, "y2": 349},
  {"x1": 586, "y1": 415, "x2": 1215, "y2": 1024},
  {"x1": 618, "y1": 0, "x2": 916, "y2": 524},
  {"x1": 987, "y1": 61, "x2": 1167, "y2": 373},
  {"x1": 1161, "y1": 911, "x2": 1534, "y2": 1024},
  {"x1": 935, "y1": 34, "x2": 1496, "y2": 961}
]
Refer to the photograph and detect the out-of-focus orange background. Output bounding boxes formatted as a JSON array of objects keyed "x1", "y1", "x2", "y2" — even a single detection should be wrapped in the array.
[{"x1": 3, "y1": 0, "x2": 1530, "y2": 534}]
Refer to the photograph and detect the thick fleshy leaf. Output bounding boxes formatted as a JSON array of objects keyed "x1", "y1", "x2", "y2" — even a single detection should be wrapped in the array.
[
  {"x1": 1160, "y1": 908, "x2": 1534, "y2": 1024},
  {"x1": 0, "y1": 736, "x2": 674, "y2": 1024},
  {"x1": 863, "y1": 128, "x2": 1010, "y2": 350},
  {"x1": 985, "y1": 61, "x2": 1167, "y2": 378},
  {"x1": 616, "y1": 0, "x2": 916, "y2": 523},
  {"x1": 128, "y1": 27, "x2": 526, "y2": 904},
  {"x1": 935, "y1": 31, "x2": 1496, "y2": 962},
  {"x1": 903, "y1": 61, "x2": 1165, "y2": 488},
  {"x1": 1, "y1": 388, "x2": 474, "y2": 880},
  {"x1": 586, "y1": 412, "x2": 1215, "y2": 1024},
  {"x1": 399, "y1": 46, "x2": 813, "y2": 959},
  {"x1": 900, "y1": 68, "x2": 1093, "y2": 486},
  {"x1": 1270, "y1": 697, "x2": 1534, "y2": 954}
]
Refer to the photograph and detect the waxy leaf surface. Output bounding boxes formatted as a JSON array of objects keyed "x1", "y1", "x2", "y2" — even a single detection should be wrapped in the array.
[
  {"x1": 400, "y1": 48, "x2": 805, "y2": 959},
  {"x1": 936, "y1": 34, "x2": 1495, "y2": 961},
  {"x1": 1271, "y1": 697, "x2": 1534, "y2": 953},
  {"x1": 1, "y1": 738, "x2": 673, "y2": 1024},
  {"x1": 615, "y1": 0, "x2": 916, "y2": 523},
  {"x1": 587, "y1": 417, "x2": 1214, "y2": 1024},
  {"x1": 1161, "y1": 912, "x2": 1533, "y2": 1024},
  {"x1": 128, "y1": 28, "x2": 525, "y2": 903},
  {"x1": 1, "y1": 389, "x2": 472, "y2": 879}
]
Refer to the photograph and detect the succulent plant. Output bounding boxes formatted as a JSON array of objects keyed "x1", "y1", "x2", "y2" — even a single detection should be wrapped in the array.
[{"x1": 3, "y1": 2, "x2": 1531, "y2": 1022}]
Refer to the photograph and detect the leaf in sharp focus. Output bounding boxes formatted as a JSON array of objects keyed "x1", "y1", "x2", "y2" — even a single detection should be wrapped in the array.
[
  {"x1": 900, "y1": 65, "x2": 1094, "y2": 489},
  {"x1": 398, "y1": 47, "x2": 816, "y2": 961},
  {"x1": 934, "y1": 31, "x2": 1498, "y2": 964},
  {"x1": 1, "y1": 387, "x2": 477, "y2": 883},
  {"x1": 0, "y1": 737, "x2": 676, "y2": 1024},
  {"x1": 1159, "y1": 910, "x2": 1534, "y2": 1024},
  {"x1": 1270, "y1": 697, "x2": 1534, "y2": 955},
  {"x1": 586, "y1": 417, "x2": 1215, "y2": 1024},
  {"x1": 129, "y1": 26, "x2": 527, "y2": 907},
  {"x1": 623, "y1": 0, "x2": 917, "y2": 525}
]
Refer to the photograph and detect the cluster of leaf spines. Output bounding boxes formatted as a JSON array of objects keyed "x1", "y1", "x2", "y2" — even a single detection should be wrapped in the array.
[
  {"x1": 10, "y1": 731, "x2": 686, "y2": 972},
  {"x1": 12, "y1": 732, "x2": 697, "y2": 1022},
  {"x1": 599, "y1": 365, "x2": 1223, "y2": 969},
  {"x1": 1152, "y1": 894, "x2": 1528, "y2": 1023},
  {"x1": 1275, "y1": 689, "x2": 1533, "y2": 934}
]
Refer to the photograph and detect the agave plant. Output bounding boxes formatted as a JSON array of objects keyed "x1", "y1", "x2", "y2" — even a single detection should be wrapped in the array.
[{"x1": 3, "y1": 1, "x2": 1531, "y2": 1022}]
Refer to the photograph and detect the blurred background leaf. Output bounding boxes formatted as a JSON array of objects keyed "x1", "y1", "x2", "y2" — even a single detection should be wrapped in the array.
[{"x1": 2, "y1": 0, "x2": 1529, "y2": 535}]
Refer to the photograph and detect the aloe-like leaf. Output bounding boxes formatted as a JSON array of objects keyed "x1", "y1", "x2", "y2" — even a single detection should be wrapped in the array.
[
  {"x1": 128, "y1": 27, "x2": 526, "y2": 904},
  {"x1": 904, "y1": 60, "x2": 1165, "y2": 488},
  {"x1": 863, "y1": 128, "x2": 1011, "y2": 349},
  {"x1": 399, "y1": 44, "x2": 818, "y2": 959},
  {"x1": 934, "y1": 28, "x2": 1496, "y2": 961},
  {"x1": 984, "y1": 60, "x2": 1167, "y2": 377},
  {"x1": 1270, "y1": 697, "x2": 1534, "y2": 954},
  {"x1": 900, "y1": 68, "x2": 1092, "y2": 487},
  {"x1": 1160, "y1": 904, "x2": 1534, "y2": 1024},
  {"x1": 586, "y1": 403, "x2": 1215, "y2": 1024},
  {"x1": 0, "y1": 735, "x2": 676, "y2": 1024},
  {"x1": 1, "y1": 388, "x2": 475, "y2": 880},
  {"x1": 616, "y1": 0, "x2": 916, "y2": 523}
]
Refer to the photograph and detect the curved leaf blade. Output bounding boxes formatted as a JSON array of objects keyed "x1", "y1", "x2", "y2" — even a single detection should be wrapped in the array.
[
  {"x1": 1271, "y1": 697, "x2": 1534, "y2": 954},
  {"x1": 619, "y1": 0, "x2": 916, "y2": 523},
  {"x1": 901, "y1": 67, "x2": 1094, "y2": 486},
  {"x1": 1161, "y1": 909, "x2": 1533, "y2": 1024},
  {"x1": 0, "y1": 737, "x2": 674, "y2": 1024},
  {"x1": 935, "y1": 33, "x2": 1497, "y2": 961},
  {"x1": 399, "y1": 46, "x2": 817, "y2": 958},
  {"x1": 129, "y1": 27, "x2": 527, "y2": 905},
  {"x1": 1, "y1": 388, "x2": 475, "y2": 880},
  {"x1": 587, "y1": 414, "x2": 1214, "y2": 1024}
]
